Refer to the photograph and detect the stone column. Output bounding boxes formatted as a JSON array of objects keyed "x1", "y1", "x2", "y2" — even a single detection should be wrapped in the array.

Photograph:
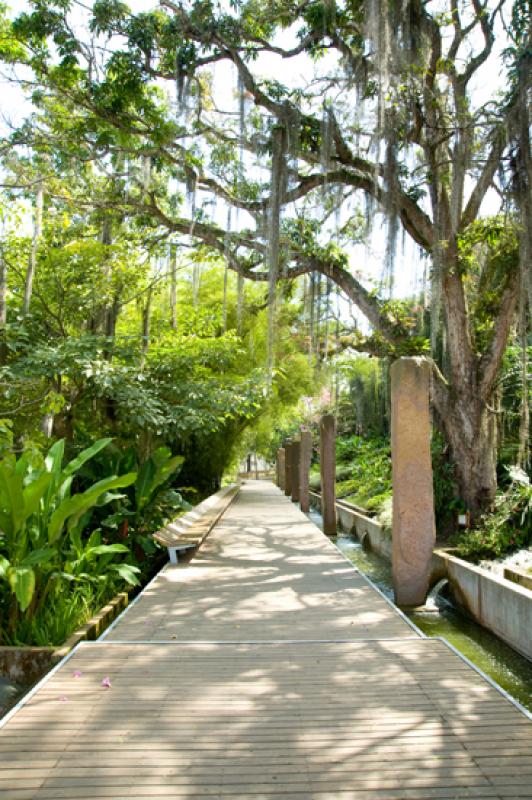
[
  {"x1": 299, "y1": 428, "x2": 312, "y2": 513},
  {"x1": 284, "y1": 439, "x2": 293, "y2": 497},
  {"x1": 391, "y1": 357, "x2": 436, "y2": 607},
  {"x1": 277, "y1": 448, "x2": 285, "y2": 491},
  {"x1": 291, "y1": 438, "x2": 301, "y2": 503},
  {"x1": 320, "y1": 414, "x2": 336, "y2": 536}
]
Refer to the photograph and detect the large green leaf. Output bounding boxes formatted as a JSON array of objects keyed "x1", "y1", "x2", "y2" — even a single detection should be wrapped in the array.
[
  {"x1": 151, "y1": 454, "x2": 184, "y2": 500},
  {"x1": 61, "y1": 437, "x2": 113, "y2": 479},
  {"x1": 58, "y1": 475, "x2": 74, "y2": 503},
  {"x1": 0, "y1": 461, "x2": 25, "y2": 537},
  {"x1": 88, "y1": 543, "x2": 130, "y2": 555},
  {"x1": 19, "y1": 548, "x2": 56, "y2": 568},
  {"x1": 15, "y1": 451, "x2": 33, "y2": 479},
  {"x1": 7, "y1": 566, "x2": 35, "y2": 611},
  {"x1": 151, "y1": 446, "x2": 172, "y2": 467},
  {"x1": 48, "y1": 473, "x2": 137, "y2": 544},
  {"x1": 45, "y1": 439, "x2": 65, "y2": 480},
  {"x1": 44, "y1": 439, "x2": 66, "y2": 512},
  {"x1": 135, "y1": 450, "x2": 183, "y2": 512},
  {"x1": 135, "y1": 457, "x2": 156, "y2": 512},
  {"x1": 111, "y1": 563, "x2": 141, "y2": 585},
  {"x1": 22, "y1": 472, "x2": 53, "y2": 522}
]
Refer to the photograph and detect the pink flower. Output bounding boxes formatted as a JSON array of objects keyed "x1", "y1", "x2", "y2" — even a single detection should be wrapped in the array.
[
  {"x1": 58, "y1": 695, "x2": 68, "y2": 702},
  {"x1": 101, "y1": 677, "x2": 112, "y2": 689},
  {"x1": 73, "y1": 670, "x2": 83, "y2": 678}
]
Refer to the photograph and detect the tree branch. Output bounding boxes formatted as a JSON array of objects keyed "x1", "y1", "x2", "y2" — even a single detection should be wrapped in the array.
[{"x1": 478, "y1": 271, "x2": 520, "y2": 401}]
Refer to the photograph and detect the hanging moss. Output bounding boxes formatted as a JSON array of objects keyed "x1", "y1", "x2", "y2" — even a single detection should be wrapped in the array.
[{"x1": 266, "y1": 124, "x2": 288, "y2": 386}]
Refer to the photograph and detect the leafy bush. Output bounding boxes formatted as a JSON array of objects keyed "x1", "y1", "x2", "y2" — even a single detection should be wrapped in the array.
[
  {"x1": 82, "y1": 444, "x2": 187, "y2": 558},
  {"x1": 431, "y1": 432, "x2": 464, "y2": 532},
  {"x1": 0, "y1": 439, "x2": 139, "y2": 645},
  {"x1": 334, "y1": 436, "x2": 392, "y2": 516},
  {"x1": 332, "y1": 432, "x2": 463, "y2": 534},
  {"x1": 453, "y1": 468, "x2": 532, "y2": 561}
]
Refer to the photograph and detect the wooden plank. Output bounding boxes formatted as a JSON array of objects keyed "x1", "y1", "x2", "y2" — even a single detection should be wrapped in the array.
[
  {"x1": 2, "y1": 639, "x2": 531, "y2": 798},
  {"x1": 1, "y1": 482, "x2": 530, "y2": 799}
]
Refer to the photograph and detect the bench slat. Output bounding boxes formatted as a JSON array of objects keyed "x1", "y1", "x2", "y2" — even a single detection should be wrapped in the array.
[{"x1": 152, "y1": 485, "x2": 238, "y2": 562}]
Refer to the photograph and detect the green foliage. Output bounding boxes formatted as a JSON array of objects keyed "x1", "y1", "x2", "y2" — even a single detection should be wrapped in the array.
[
  {"x1": 458, "y1": 218, "x2": 520, "y2": 352},
  {"x1": 0, "y1": 438, "x2": 138, "y2": 644},
  {"x1": 312, "y1": 427, "x2": 463, "y2": 535},
  {"x1": 134, "y1": 447, "x2": 184, "y2": 515},
  {"x1": 431, "y1": 432, "x2": 464, "y2": 531},
  {"x1": 453, "y1": 468, "x2": 532, "y2": 561},
  {"x1": 333, "y1": 435, "x2": 393, "y2": 516},
  {"x1": 497, "y1": 344, "x2": 532, "y2": 465},
  {"x1": 341, "y1": 357, "x2": 390, "y2": 437},
  {"x1": 95, "y1": 445, "x2": 186, "y2": 553}
]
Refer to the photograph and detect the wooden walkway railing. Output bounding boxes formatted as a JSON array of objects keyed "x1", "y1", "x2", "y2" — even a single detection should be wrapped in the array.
[{"x1": 1, "y1": 480, "x2": 531, "y2": 799}]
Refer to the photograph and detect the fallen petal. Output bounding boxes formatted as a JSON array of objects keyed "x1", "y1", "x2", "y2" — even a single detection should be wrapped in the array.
[
  {"x1": 58, "y1": 695, "x2": 68, "y2": 703},
  {"x1": 101, "y1": 677, "x2": 112, "y2": 688},
  {"x1": 73, "y1": 670, "x2": 83, "y2": 678}
]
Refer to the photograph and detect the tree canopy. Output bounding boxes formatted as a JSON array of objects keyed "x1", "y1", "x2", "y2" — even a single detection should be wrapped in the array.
[{"x1": 0, "y1": 0, "x2": 530, "y2": 513}]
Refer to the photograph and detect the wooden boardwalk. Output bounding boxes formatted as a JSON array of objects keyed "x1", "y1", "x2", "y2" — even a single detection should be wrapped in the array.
[{"x1": 1, "y1": 482, "x2": 531, "y2": 799}]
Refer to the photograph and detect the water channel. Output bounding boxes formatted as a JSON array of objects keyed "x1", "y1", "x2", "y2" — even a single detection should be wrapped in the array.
[{"x1": 308, "y1": 508, "x2": 532, "y2": 715}]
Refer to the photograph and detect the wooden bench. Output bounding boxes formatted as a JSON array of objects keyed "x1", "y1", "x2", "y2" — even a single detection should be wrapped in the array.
[{"x1": 152, "y1": 484, "x2": 238, "y2": 563}]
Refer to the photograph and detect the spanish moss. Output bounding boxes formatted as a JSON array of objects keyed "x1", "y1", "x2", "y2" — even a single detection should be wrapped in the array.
[{"x1": 266, "y1": 125, "x2": 288, "y2": 387}]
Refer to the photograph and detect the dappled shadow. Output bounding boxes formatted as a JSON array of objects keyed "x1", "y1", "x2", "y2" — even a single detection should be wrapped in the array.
[
  {"x1": 1, "y1": 639, "x2": 532, "y2": 798},
  {"x1": 107, "y1": 482, "x2": 406, "y2": 643},
  {"x1": 1, "y1": 481, "x2": 531, "y2": 798}
]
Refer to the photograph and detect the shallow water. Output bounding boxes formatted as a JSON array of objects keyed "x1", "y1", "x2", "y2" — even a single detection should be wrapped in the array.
[{"x1": 308, "y1": 509, "x2": 532, "y2": 714}]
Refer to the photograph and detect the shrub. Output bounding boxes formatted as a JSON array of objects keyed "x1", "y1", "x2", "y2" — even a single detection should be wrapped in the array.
[
  {"x1": 0, "y1": 439, "x2": 138, "y2": 645},
  {"x1": 453, "y1": 468, "x2": 532, "y2": 561}
]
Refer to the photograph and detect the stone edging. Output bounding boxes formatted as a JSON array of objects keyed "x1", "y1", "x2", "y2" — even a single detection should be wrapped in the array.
[{"x1": 0, "y1": 591, "x2": 130, "y2": 687}]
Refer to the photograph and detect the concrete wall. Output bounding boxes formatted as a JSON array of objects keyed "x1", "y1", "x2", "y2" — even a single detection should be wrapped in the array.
[
  {"x1": 309, "y1": 492, "x2": 392, "y2": 559},
  {"x1": 309, "y1": 490, "x2": 532, "y2": 662},
  {"x1": 433, "y1": 550, "x2": 532, "y2": 662},
  {"x1": 503, "y1": 566, "x2": 532, "y2": 592}
]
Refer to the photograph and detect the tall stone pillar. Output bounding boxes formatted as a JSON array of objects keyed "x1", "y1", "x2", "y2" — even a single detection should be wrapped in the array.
[
  {"x1": 391, "y1": 357, "x2": 436, "y2": 607},
  {"x1": 320, "y1": 414, "x2": 336, "y2": 536},
  {"x1": 284, "y1": 439, "x2": 293, "y2": 497},
  {"x1": 299, "y1": 428, "x2": 312, "y2": 513},
  {"x1": 291, "y1": 438, "x2": 301, "y2": 503},
  {"x1": 277, "y1": 448, "x2": 285, "y2": 491}
]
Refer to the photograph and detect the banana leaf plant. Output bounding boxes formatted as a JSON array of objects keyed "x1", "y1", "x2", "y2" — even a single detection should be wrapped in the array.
[
  {"x1": 0, "y1": 438, "x2": 136, "y2": 614},
  {"x1": 94, "y1": 445, "x2": 185, "y2": 548}
]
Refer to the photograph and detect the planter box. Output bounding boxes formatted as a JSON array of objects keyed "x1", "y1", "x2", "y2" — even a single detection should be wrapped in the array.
[
  {"x1": 434, "y1": 549, "x2": 532, "y2": 662},
  {"x1": 503, "y1": 566, "x2": 532, "y2": 592},
  {"x1": 0, "y1": 591, "x2": 129, "y2": 684},
  {"x1": 0, "y1": 647, "x2": 55, "y2": 684}
]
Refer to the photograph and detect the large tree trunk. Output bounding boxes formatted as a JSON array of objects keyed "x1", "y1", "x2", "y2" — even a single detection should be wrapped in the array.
[
  {"x1": 439, "y1": 393, "x2": 498, "y2": 517},
  {"x1": 429, "y1": 242, "x2": 520, "y2": 517}
]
